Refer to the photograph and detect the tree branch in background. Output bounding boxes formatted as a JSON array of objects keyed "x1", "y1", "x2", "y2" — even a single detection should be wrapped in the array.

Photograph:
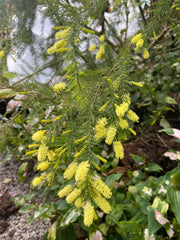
[{"x1": 136, "y1": 0, "x2": 146, "y2": 23}]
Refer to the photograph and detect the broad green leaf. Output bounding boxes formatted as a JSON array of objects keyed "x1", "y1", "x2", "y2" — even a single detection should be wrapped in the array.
[
  {"x1": 56, "y1": 224, "x2": 76, "y2": 240},
  {"x1": 159, "y1": 128, "x2": 174, "y2": 135},
  {"x1": 18, "y1": 162, "x2": 28, "y2": 183},
  {"x1": 145, "y1": 163, "x2": 163, "y2": 172},
  {"x1": 61, "y1": 208, "x2": 80, "y2": 227},
  {"x1": 105, "y1": 173, "x2": 123, "y2": 186},
  {"x1": 3, "y1": 71, "x2": 17, "y2": 80},
  {"x1": 159, "y1": 119, "x2": 171, "y2": 129},
  {"x1": 54, "y1": 199, "x2": 68, "y2": 211},
  {"x1": 48, "y1": 221, "x2": 57, "y2": 240},
  {"x1": 135, "y1": 196, "x2": 149, "y2": 215},
  {"x1": 165, "y1": 96, "x2": 177, "y2": 104},
  {"x1": 0, "y1": 88, "x2": 17, "y2": 98},
  {"x1": 172, "y1": 170, "x2": 180, "y2": 186},
  {"x1": 151, "y1": 197, "x2": 169, "y2": 215},
  {"x1": 117, "y1": 221, "x2": 141, "y2": 234},
  {"x1": 167, "y1": 186, "x2": 180, "y2": 224},
  {"x1": 148, "y1": 207, "x2": 161, "y2": 235}
]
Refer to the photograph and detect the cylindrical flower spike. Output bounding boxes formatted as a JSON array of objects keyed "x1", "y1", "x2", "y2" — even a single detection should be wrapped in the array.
[
  {"x1": 64, "y1": 162, "x2": 77, "y2": 180},
  {"x1": 66, "y1": 188, "x2": 81, "y2": 204},
  {"x1": 84, "y1": 203, "x2": 94, "y2": 227},
  {"x1": 58, "y1": 184, "x2": 73, "y2": 198},
  {"x1": 75, "y1": 161, "x2": 90, "y2": 183}
]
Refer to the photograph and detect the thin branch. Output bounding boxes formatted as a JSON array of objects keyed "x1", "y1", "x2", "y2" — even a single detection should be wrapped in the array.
[{"x1": 136, "y1": 0, "x2": 146, "y2": 23}]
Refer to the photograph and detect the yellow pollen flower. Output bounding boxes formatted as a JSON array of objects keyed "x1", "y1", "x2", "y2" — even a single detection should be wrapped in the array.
[
  {"x1": 127, "y1": 110, "x2": 139, "y2": 122},
  {"x1": 96, "y1": 44, "x2": 105, "y2": 60},
  {"x1": 75, "y1": 161, "x2": 90, "y2": 182},
  {"x1": 131, "y1": 33, "x2": 142, "y2": 44},
  {"x1": 100, "y1": 35, "x2": 105, "y2": 42},
  {"x1": 115, "y1": 102, "x2": 129, "y2": 118},
  {"x1": 53, "y1": 82, "x2": 66, "y2": 92},
  {"x1": 74, "y1": 136, "x2": 87, "y2": 144},
  {"x1": 38, "y1": 144, "x2": 48, "y2": 162},
  {"x1": 94, "y1": 194, "x2": 112, "y2": 214},
  {"x1": 28, "y1": 144, "x2": 39, "y2": 149},
  {"x1": 32, "y1": 176, "x2": 43, "y2": 187},
  {"x1": 37, "y1": 161, "x2": 50, "y2": 171},
  {"x1": 94, "y1": 118, "x2": 108, "y2": 140},
  {"x1": 47, "y1": 150, "x2": 56, "y2": 161},
  {"x1": 113, "y1": 141, "x2": 124, "y2": 159},
  {"x1": 47, "y1": 46, "x2": 57, "y2": 55},
  {"x1": 25, "y1": 149, "x2": 38, "y2": 156},
  {"x1": 55, "y1": 27, "x2": 71, "y2": 39},
  {"x1": 84, "y1": 203, "x2": 94, "y2": 227},
  {"x1": 129, "y1": 128, "x2": 137, "y2": 136},
  {"x1": 58, "y1": 184, "x2": 72, "y2": 198},
  {"x1": 134, "y1": 38, "x2": 144, "y2": 51},
  {"x1": 89, "y1": 44, "x2": 96, "y2": 52},
  {"x1": 75, "y1": 197, "x2": 86, "y2": 208},
  {"x1": 130, "y1": 81, "x2": 143, "y2": 87},
  {"x1": 74, "y1": 147, "x2": 85, "y2": 158},
  {"x1": 54, "y1": 39, "x2": 67, "y2": 49},
  {"x1": 46, "y1": 173, "x2": 54, "y2": 185},
  {"x1": 119, "y1": 118, "x2": 129, "y2": 130},
  {"x1": 98, "y1": 102, "x2": 109, "y2": 112},
  {"x1": 0, "y1": 50, "x2": 5, "y2": 59},
  {"x1": 64, "y1": 162, "x2": 77, "y2": 180},
  {"x1": 32, "y1": 130, "x2": 46, "y2": 142},
  {"x1": 66, "y1": 188, "x2": 81, "y2": 204},
  {"x1": 143, "y1": 49, "x2": 150, "y2": 59},
  {"x1": 56, "y1": 47, "x2": 68, "y2": 53},
  {"x1": 94, "y1": 178, "x2": 112, "y2": 199},
  {"x1": 96, "y1": 155, "x2": 107, "y2": 163},
  {"x1": 105, "y1": 126, "x2": 117, "y2": 145}
]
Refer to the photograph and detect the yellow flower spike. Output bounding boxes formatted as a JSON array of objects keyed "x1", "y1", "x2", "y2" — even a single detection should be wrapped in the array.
[
  {"x1": 129, "y1": 128, "x2": 137, "y2": 136},
  {"x1": 119, "y1": 118, "x2": 129, "y2": 130},
  {"x1": 37, "y1": 161, "x2": 50, "y2": 171},
  {"x1": 53, "y1": 82, "x2": 66, "y2": 92},
  {"x1": 94, "y1": 194, "x2": 112, "y2": 214},
  {"x1": 92, "y1": 161, "x2": 101, "y2": 171},
  {"x1": 32, "y1": 130, "x2": 47, "y2": 142},
  {"x1": 115, "y1": 102, "x2": 129, "y2": 118},
  {"x1": 113, "y1": 141, "x2": 124, "y2": 160},
  {"x1": 32, "y1": 176, "x2": 44, "y2": 187},
  {"x1": 105, "y1": 126, "x2": 117, "y2": 145},
  {"x1": 66, "y1": 188, "x2": 81, "y2": 204},
  {"x1": 134, "y1": 38, "x2": 144, "y2": 51},
  {"x1": 46, "y1": 173, "x2": 54, "y2": 185},
  {"x1": 153, "y1": 31, "x2": 157, "y2": 40},
  {"x1": 84, "y1": 203, "x2": 94, "y2": 227},
  {"x1": 96, "y1": 155, "x2": 107, "y2": 163},
  {"x1": 74, "y1": 148, "x2": 85, "y2": 158},
  {"x1": 82, "y1": 28, "x2": 95, "y2": 34},
  {"x1": 57, "y1": 148, "x2": 67, "y2": 157},
  {"x1": 100, "y1": 35, "x2": 105, "y2": 42},
  {"x1": 25, "y1": 149, "x2": 38, "y2": 156},
  {"x1": 47, "y1": 150, "x2": 56, "y2": 161},
  {"x1": 131, "y1": 33, "x2": 142, "y2": 44},
  {"x1": 55, "y1": 27, "x2": 71, "y2": 39},
  {"x1": 98, "y1": 102, "x2": 109, "y2": 112},
  {"x1": 89, "y1": 44, "x2": 96, "y2": 52},
  {"x1": 143, "y1": 49, "x2": 150, "y2": 59},
  {"x1": 58, "y1": 184, "x2": 73, "y2": 198},
  {"x1": 54, "y1": 39, "x2": 67, "y2": 49},
  {"x1": 127, "y1": 110, "x2": 139, "y2": 122},
  {"x1": 75, "y1": 197, "x2": 86, "y2": 208},
  {"x1": 74, "y1": 136, "x2": 87, "y2": 144},
  {"x1": 75, "y1": 161, "x2": 90, "y2": 183},
  {"x1": 64, "y1": 162, "x2": 77, "y2": 180},
  {"x1": 130, "y1": 81, "x2": 143, "y2": 87},
  {"x1": 114, "y1": 94, "x2": 119, "y2": 99},
  {"x1": 38, "y1": 143, "x2": 48, "y2": 162},
  {"x1": 96, "y1": 44, "x2": 105, "y2": 60},
  {"x1": 75, "y1": 38, "x2": 81, "y2": 43},
  {"x1": 94, "y1": 178, "x2": 112, "y2": 199},
  {"x1": 0, "y1": 50, "x2": 5, "y2": 59},
  {"x1": 94, "y1": 117, "x2": 108, "y2": 140},
  {"x1": 47, "y1": 46, "x2": 57, "y2": 55},
  {"x1": 56, "y1": 47, "x2": 68, "y2": 53}
]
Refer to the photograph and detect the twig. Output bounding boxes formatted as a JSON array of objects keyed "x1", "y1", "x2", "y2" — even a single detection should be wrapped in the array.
[{"x1": 147, "y1": 25, "x2": 170, "y2": 50}]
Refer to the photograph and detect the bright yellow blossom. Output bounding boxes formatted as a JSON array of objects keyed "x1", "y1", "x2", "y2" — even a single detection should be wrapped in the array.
[
  {"x1": 134, "y1": 38, "x2": 144, "y2": 50},
  {"x1": 38, "y1": 143, "x2": 48, "y2": 162},
  {"x1": 28, "y1": 144, "x2": 39, "y2": 149},
  {"x1": 143, "y1": 49, "x2": 150, "y2": 59},
  {"x1": 96, "y1": 44, "x2": 105, "y2": 60},
  {"x1": 94, "y1": 194, "x2": 112, "y2": 214},
  {"x1": 25, "y1": 150, "x2": 38, "y2": 156},
  {"x1": 89, "y1": 44, "x2": 96, "y2": 52},
  {"x1": 47, "y1": 46, "x2": 57, "y2": 55},
  {"x1": 115, "y1": 102, "x2": 129, "y2": 118},
  {"x1": 32, "y1": 130, "x2": 46, "y2": 142},
  {"x1": 75, "y1": 197, "x2": 86, "y2": 208},
  {"x1": 113, "y1": 141, "x2": 124, "y2": 159},
  {"x1": 0, "y1": 50, "x2": 5, "y2": 59},
  {"x1": 58, "y1": 184, "x2": 72, "y2": 198},
  {"x1": 74, "y1": 136, "x2": 87, "y2": 144},
  {"x1": 53, "y1": 82, "x2": 66, "y2": 92},
  {"x1": 98, "y1": 102, "x2": 109, "y2": 112},
  {"x1": 105, "y1": 126, "x2": 117, "y2": 145},
  {"x1": 100, "y1": 35, "x2": 105, "y2": 42},
  {"x1": 32, "y1": 176, "x2": 43, "y2": 187},
  {"x1": 94, "y1": 178, "x2": 112, "y2": 199},
  {"x1": 129, "y1": 128, "x2": 137, "y2": 135},
  {"x1": 55, "y1": 27, "x2": 71, "y2": 39},
  {"x1": 131, "y1": 33, "x2": 142, "y2": 44},
  {"x1": 119, "y1": 118, "x2": 129, "y2": 129},
  {"x1": 75, "y1": 161, "x2": 90, "y2": 182},
  {"x1": 94, "y1": 118, "x2": 108, "y2": 140},
  {"x1": 64, "y1": 162, "x2": 77, "y2": 180},
  {"x1": 47, "y1": 150, "x2": 56, "y2": 161},
  {"x1": 127, "y1": 110, "x2": 139, "y2": 122},
  {"x1": 84, "y1": 203, "x2": 94, "y2": 227},
  {"x1": 37, "y1": 161, "x2": 49, "y2": 171},
  {"x1": 66, "y1": 188, "x2": 81, "y2": 204}
]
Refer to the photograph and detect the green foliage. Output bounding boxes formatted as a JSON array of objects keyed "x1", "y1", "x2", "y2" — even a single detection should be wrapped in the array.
[{"x1": 1, "y1": 0, "x2": 180, "y2": 239}]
